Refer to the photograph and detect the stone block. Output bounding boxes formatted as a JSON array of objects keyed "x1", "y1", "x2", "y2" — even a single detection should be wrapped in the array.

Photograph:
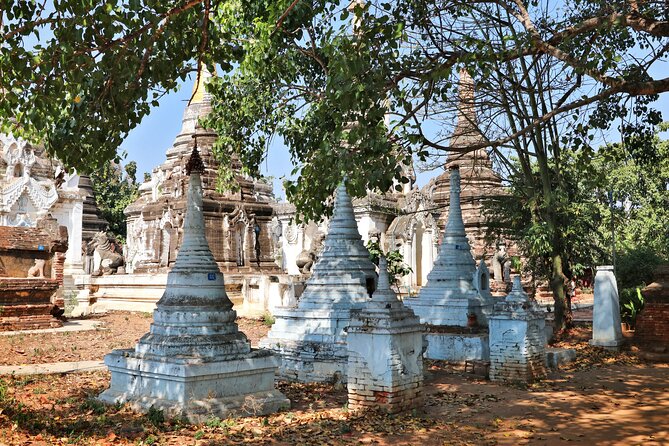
[
  {"x1": 424, "y1": 332, "x2": 489, "y2": 361},
  {"x1": 545, "y1": 348, "x2": 577, "y2": 370}
]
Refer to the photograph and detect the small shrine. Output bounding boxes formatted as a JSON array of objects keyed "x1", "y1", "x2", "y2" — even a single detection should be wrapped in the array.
[
  {"x1": 489, "y1": 276, "x2": 547, "y2": 383},
  {"x1": 0, "y1": 132, "x2": 107, "y2": 281},
  {"x1": 259, "y1": 181, "x2": 377, "y2": 383},
  {"x1": 0, "y1": 215, "x2": 68, "y2": 330},
  {"x1": 347, "y1": 256, "x2": 424, "y2": 413},
  {"x1": 99, "y1": 149, "x2": 289, "y2": 421}
]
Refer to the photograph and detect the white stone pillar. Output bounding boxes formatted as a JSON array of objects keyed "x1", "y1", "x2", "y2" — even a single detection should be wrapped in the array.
[{"x1": 590, "y1": 265, "x2": 624, "y2": 350}]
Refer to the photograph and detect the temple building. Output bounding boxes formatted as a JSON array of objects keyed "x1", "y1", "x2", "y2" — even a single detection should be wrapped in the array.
[
  {"x1": 0, "y1": 133, "x2": 107, "y2": 280},
  {"x1": 125, "y1": 69, "x2": 279, "y2": 275}
]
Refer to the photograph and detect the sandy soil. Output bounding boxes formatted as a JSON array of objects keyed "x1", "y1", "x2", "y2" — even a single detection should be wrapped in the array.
[{"x1": 0, "y1": 312, "x2": 666, "y2": 445}]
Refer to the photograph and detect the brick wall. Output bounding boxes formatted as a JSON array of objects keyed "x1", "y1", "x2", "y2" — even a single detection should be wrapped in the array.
[
  {"x1": 489, "y1": 317, "x2": 546, "y2": 383},
  {"x1": 347, "y1": 349, "x2": 423, "y2": 413},
  {"x1": 635, "y1": 303, "x2": 669, "y2": 344},
  {"x1": 0, "y1": 278, "x2": 62, "y2": 331}
]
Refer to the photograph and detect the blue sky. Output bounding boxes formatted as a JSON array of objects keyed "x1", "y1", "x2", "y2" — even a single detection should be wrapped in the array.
[{"x1": 120, "y1": 73, "x2": 669, "y2": 198}]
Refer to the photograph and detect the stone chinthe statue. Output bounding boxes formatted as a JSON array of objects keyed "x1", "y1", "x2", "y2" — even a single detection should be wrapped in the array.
[{"x1": 98, "y1": 147, "x2": 289, "y2": 422}]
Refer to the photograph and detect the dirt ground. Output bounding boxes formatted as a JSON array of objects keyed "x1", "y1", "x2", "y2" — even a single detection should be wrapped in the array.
[
  {"x1": 0, "y1": 312, "x2": 271, "y2": 365},
  {"x1": 0, "y1": 312, "x2": 666, "y2": 445}
]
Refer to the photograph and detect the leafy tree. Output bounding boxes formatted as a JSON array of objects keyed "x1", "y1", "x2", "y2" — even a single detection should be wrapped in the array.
[
  {"x1": 595, "y1": 126, "x2": 669, "y2": 261},
  {"x1": 1, "y1": 0, "x2": 239, "y2": 171},
  {"x1": 90, "y1": 159, "x2": 139, "y2": 243},
  {"x1": 487, "y1": 128, "x2": 668, "y2": 331},
  {"x1": 2, "y1": 0, "x2": 667, "y2": 176}
]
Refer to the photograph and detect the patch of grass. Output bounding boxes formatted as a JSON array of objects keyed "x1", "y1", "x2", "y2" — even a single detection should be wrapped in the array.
[
  {"x1": 142, "y1": 434, "x2": 158, "y2": 445},
  {"x1": 205, "y1": 416, "x2": 223, "y2": 428},
  {"x1": 262, "y1": 312, "x2": 275, "y2": 327},
  {"x1": 194, "y1": 430, "x2": 205, "y2": 440},
  {"x1": 146, "y1": 405, "x2": 165, "y2": 427},
  {"x1": 79, "y1": 398, "x2": 106, "y2": 415},
  {"x1": 0, "y1": 379, "x2": 8, "y2": 402}
]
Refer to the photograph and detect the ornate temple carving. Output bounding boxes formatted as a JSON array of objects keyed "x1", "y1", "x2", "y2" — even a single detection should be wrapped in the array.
[{"x1": 0, "y1": 133, "x2": 107, "y2": 279}]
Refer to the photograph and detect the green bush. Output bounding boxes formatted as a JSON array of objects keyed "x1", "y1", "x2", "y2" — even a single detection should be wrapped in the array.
[
  {"x1": 366, "y1": 240, "x2": 412, "y2": 284},
  {"x1": 262, "y1": 312, "x2": 275, "y2": 327},
  {"x1": 620, "y1": 287, "x2": 644, "y2": 327}
]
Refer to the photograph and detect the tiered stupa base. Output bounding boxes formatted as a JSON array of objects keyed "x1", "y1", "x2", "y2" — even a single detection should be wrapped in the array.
[
  {"x1": 100, "y1": 350, "x2": 288, "y2": 422},
  {"x1": 259, "y1": 307, "x2": 353, "y2": 383},
  {"x1": 411, "y1": 296, "x2": 491, "y2": 361}
]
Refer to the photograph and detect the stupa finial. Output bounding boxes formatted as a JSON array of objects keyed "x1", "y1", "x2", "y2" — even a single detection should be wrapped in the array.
[
  {"x1": 186, "y1": 145, "x2": 205, "y2": 175},
  {"x1": 377, "y1": 255, "x2": 391, "y2": 291},
  {"x1": 457, "y1": 68, "x2": 476, "y2": 125},
  {"x1": 505, "y1": 275, "x2": 529, "y2": 303}
]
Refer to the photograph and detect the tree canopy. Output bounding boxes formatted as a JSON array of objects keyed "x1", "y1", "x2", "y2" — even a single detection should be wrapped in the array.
[
  {"x1": 89, "y1": 158, "x2": 140, "y2": 243},
  {"x1": 1, "y1": 0, "x2": 668, "y2": 203}
]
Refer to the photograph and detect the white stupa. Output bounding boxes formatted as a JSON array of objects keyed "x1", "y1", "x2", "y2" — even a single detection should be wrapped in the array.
[
  {"x1": 405, "y1": 165, "x2": 493, "y2": 327},
  {"x1": 347, "y1": 256, "x2": 425, "y2": 413},
  {"x1": 259, "y1": 180, "x2": 377, "y2": 383},
  {"x1": 99, "y1": 148, "x2": 288, "y2": 422}
]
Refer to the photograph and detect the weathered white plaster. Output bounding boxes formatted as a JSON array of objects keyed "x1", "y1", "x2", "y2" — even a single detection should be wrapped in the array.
[
  {"x1": 590, "y1": 265, "x2": 624, "y2": 350},
  {"x1": 424, "y1": 332, "x2": 490, "y2": 362},
  {"x1": 489, "y1": 277, "x2": 547, "y2": 383},
  {"x1": 347, "y1": 257, "x2": 424, "y2": 412}
]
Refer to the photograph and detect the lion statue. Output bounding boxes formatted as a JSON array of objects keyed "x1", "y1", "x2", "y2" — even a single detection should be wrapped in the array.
[{"x1": 91, "y1": 232, "x2": 125, "y2": 276}]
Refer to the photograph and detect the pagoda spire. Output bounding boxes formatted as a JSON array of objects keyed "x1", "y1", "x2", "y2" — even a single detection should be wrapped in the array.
[
  {"x1": 455, "y1": 68, "x2": 476, "y2": 130},
  {"x1": 189, "y1": 65, "x2": 214, "y2": 106}
]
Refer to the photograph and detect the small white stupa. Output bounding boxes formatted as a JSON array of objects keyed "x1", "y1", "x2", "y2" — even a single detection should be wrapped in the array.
[
  {"x1": 259, "y1": 180, "x2": 377, "y2": 383},
  {"x1": 405, "y1": 165, "x2": 493, "y2": 327},
  {"x1": 404, "y1": 165, "x2": 494, "y2": 361},
  {"x1": 489, "y1": 276, "x2": 547, "y2": 383},
  {"x1": 348, "y1": 256, "x2": 425, "y2": 413},
  {"x1": 99, "y1": 148, "x2": 288, "y2": 422}
]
